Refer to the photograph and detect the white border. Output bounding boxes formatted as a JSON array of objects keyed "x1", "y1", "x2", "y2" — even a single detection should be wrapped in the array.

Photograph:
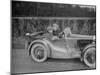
[
  {"x1": 0, "y1": 0, "x2": 100, "y2": 75},
  {"x1": 17, "y1": 0, "x2": 96, "y2": 5}
]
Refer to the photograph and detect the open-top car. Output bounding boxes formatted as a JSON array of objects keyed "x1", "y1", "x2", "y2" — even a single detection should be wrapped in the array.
[{"x1": 26, "y1": 28, "x2": 96, "y2": 68}]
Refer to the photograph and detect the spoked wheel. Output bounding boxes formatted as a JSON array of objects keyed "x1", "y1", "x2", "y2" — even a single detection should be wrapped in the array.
[
  {"x1": 31, "y1": 43, "x2": 48, "y2": 62},
  {"x1": 83, "y1": 47, "x2": 96, "y2": 68}
]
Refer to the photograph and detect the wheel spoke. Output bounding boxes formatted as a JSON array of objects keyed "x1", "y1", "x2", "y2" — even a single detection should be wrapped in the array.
[
  {"x1": 83, "y1": 47, "x2": 96, "y2": 68},
  {"x1": 34, "y1": 46, "x2": 44, "y2": 60},
  {"x1": 85, "y1": 49, "x2": 95, "y2": 65}
]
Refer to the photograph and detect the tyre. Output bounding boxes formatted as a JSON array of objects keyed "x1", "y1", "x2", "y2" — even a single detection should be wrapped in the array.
[
  {"x1": 83, "y1": 47, "x2": 96, "y2": 68},
  {"x1": 31, "y1": 43, "x2": 48, "y2": 62}
]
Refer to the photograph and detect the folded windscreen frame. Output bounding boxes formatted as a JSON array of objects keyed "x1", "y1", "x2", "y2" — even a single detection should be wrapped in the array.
[{"x1": 11, "y1": 0, "x2": 96, "y2": 74}]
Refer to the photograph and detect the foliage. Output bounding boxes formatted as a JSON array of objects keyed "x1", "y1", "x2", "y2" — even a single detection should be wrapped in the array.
[{"x1": 12, "y1": 19, "x2": 96, "y2": 38}]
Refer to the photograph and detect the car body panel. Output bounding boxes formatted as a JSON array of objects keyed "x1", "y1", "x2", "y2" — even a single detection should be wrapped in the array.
[
  {"x1": 27, "y1": 31, "x2": 95, "y2": 59},
  {"x1": 43, "y1": 38, "x2": 81, "y2": 59}
]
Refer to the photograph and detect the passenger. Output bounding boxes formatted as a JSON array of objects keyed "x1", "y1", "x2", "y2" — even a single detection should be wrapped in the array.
[{"x1": 63, "y1": 27, "x2": 72, "y2": 38}]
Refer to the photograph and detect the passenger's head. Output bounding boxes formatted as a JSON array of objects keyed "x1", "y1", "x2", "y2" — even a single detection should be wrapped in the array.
[{"x1": 53, "y1": 23, "x2": 59, "y2": 31}]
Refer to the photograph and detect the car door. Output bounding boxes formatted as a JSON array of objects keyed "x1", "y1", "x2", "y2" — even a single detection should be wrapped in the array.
[
  {"x1": 47, "y1": 35, "x2": 68, "y2": 58},
  {"x1": 64, "y1": 36, "x2": 81, "y2": 58}
]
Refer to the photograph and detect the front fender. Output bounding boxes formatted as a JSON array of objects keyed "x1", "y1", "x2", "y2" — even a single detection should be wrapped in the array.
[
  {"x1": 80, "y1": 42, "x2": 96, "y2": 61},
  {"x1": 28, "y1": 39, "x2": 50, "y2": 57},
  {"x1": 83, "y1": 43, "x2": 96, "y2": 53}
]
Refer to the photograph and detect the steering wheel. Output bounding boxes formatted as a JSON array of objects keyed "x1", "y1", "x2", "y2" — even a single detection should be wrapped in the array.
[{"x1": 58, "y1": 32, "x2": 65, "y2": 38}]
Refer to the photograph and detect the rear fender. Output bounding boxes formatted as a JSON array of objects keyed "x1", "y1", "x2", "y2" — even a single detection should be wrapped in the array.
[{"x1": 28, "y1": 39, "x2": 50, "y2": 57}]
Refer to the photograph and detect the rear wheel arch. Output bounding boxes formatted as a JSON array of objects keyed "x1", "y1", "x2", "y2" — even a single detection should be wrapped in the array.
[{"x1": 28, "y1": 40, "x2": 50, "y2": 57}]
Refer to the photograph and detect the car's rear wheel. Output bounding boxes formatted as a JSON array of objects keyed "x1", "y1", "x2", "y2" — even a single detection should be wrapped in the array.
[
  {"x1": 83, "y1": 47, "x2": 96, "y2": 68},
  {"x1": 31, "y1": 43, "x2": 48, "y2": 62}
]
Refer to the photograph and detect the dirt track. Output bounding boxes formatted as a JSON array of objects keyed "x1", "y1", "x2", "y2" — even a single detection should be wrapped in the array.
[{"x1": 11, "y1": 48, "x2": 94, "y2": 74}]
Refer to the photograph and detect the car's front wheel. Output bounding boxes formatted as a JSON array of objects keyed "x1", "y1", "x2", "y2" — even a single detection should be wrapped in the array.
[
  {"x1": 31, "y1": 43, "x2": 48, "y2": 62},
  {"x1": 83, "y1": 47, "x2": 96, "y2": 68}
]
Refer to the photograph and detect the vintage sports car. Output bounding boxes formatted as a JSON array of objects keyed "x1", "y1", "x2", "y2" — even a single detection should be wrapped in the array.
[{"x1": 26, "y1": 28, "x2": 96, "y2": 68}]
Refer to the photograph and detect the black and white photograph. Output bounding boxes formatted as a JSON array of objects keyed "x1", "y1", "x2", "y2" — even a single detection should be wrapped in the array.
[{"x1": 11, "y1": 0, "x2": 96, "y2": 74}]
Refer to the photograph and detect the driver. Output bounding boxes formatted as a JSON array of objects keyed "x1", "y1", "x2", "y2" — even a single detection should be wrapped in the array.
[
  {"x1": 47, "y1": 23, "x2": 60, "y2": 40},
  {"x1": 52, "y1": 23, "x2": 60, "y2": 40}
]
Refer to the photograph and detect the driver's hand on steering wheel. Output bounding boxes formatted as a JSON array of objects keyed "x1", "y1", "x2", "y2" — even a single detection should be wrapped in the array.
[{"x1": 59, "y1": 32, "x2": 65, "y2": 38}]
